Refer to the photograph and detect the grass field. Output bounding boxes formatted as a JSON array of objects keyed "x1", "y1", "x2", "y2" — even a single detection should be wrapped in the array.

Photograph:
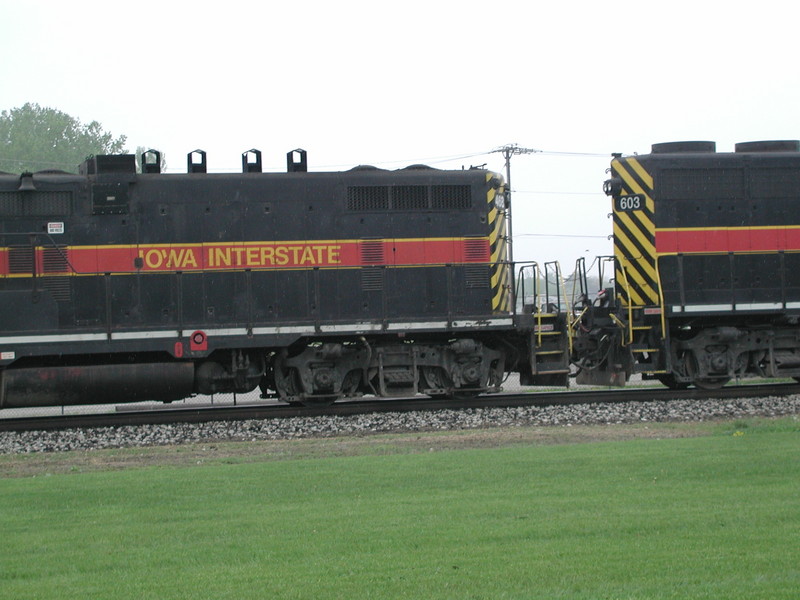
[{"x1": 1, "y1": 417, "x2": 798, "y2": 599}]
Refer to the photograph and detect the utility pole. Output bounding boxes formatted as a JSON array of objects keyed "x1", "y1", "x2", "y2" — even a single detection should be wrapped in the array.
[{"x1": 490, "y1": 144, "x2": 540, "y2": 267}]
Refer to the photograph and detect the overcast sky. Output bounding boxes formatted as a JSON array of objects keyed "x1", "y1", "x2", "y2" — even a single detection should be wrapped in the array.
[{"x1": 2, "y1": 0, "x2": 797, "y2": 266}]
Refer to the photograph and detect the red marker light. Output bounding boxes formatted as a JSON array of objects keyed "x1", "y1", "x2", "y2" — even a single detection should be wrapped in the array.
[{"x1": 190, "y1": 330, "x2": 208, "y2": 351}]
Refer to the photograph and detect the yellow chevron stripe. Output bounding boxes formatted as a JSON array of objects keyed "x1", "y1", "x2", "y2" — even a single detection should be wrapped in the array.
[
  {"x1": 616, "y1": 256, "x2": 656, "y2": 301},
  {"x1": 617, "y1": 213, "x2": 656, "y2": 259},
  {"x1": 614, "y1": 231, "x2": 658, "y2": 288},
  {"x1": 616, "y1": 266, "x2": 646, "y2": 306},
  {"x1": 611, "y1": 158, "x2": 659, "y2": 306},
  {"x1": 490, "y1": 265, "x2": 502, "y2": 289},
  {"x1": 620, "y1": 211, "x2": 655, "y2": 240},
  {"x1": 616, "y1": 161, "x2": 655, "y2": 213},
  {"x1": 615, "y1": 163, "x2": 646, "y2": 196},
  {"x1": 613, "y1": 227, "x2": 658, "y2": 301},
  {"x1": 486, "y1": 173, "x2": 510, "y2": 313},
  {"x1": 490, "y1": 239, "x2": 507, "y2": 264},
  {"x1": 489, "y1": 213, "x2": 506, "y2": 247},
  {"x1": 492, "y1": 269, "x2": 510, "y2": 310},
  {"x1": 625, "y1": 158, "x2": 654, "y2": 189}
]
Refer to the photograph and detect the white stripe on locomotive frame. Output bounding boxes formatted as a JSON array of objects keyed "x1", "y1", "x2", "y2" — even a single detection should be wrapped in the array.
[
  {"x1": 0, "y1": 318, "x2": 515, "y2": 346},
  {"x1": 671, "y1": 302, "x2": 800, "y2": 313}
]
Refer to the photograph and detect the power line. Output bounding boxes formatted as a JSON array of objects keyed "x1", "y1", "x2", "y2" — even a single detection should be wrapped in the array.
[
  {"x1": 516, "y1": 233, "x2": 608, "y2": 239},
  {"x1": 514, "y1": 190, "x2": 600, "y2": 196}
]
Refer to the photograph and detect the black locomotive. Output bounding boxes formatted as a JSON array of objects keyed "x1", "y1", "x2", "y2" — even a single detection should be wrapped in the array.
[
  {"x1": 4, "y1": 139, "x2": 799, "y2": 410},
  {"x1": 573, "y1": 140, "x2": 800, "y2": 389},
  {"x1": 0, "y1": 149, "x2": 568, "y2": 408}
]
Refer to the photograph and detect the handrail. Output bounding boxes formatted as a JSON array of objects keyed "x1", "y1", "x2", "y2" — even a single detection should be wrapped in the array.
[
  {"x1": 616, "y1": 259, "x2": 635, "y2": 345},
  {"x1": 654, "y1": 257, "x2": 667, "y2": 337},
  {"x1": 554, "y1": 261, "x2": 574, "y2": 354}
]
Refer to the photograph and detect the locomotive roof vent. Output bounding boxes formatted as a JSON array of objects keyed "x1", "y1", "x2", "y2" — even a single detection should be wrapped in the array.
[
  {"x1": 651, "y1": 141, "x2": 716, "y2": 154},
  {"x1": 242, "y1": 149, "x2": 263, "y2": 173},
  {"x1": 734, "y1": 140, "x2": 800, "y2": 153},
  {"x1": 287, "y1": 149, "x2": 307, "y2": 173},
  {"x1": 348, "y1": 165, "x2": 386, "y2": 171},
  {"x1": 187, "y1": 150, "x2": 207, "y2": 173},
  {"x1": 401, "y1": 164, "x2": 435, "y2": 170},
  {"x1": 141, "y1": 149, "x2": 161, "y2": 173}
]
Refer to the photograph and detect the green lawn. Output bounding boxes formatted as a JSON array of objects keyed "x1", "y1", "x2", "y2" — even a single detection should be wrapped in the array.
[{"x1": 1, "y1": 418, "x2": 798, "y2": 599}]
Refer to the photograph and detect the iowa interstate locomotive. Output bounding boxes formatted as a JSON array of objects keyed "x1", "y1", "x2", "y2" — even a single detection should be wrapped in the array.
[
  {"x1": 573, "y1": 140, "x2": 800, "y2": 389},
  {"x1": 0, "y1": 149, "x2": 568, "y2": 408}
]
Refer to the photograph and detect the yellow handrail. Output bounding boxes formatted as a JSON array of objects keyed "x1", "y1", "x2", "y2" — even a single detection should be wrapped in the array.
[
  {"x1": 617, "y1": 260, "x2": 634, "y2": 345},
  {"x1": 654, "y1": 258, "x2": 667, "y2": 338},
  {"x1": 554, "y1": 261, "x2": 574, "y2": 354}
]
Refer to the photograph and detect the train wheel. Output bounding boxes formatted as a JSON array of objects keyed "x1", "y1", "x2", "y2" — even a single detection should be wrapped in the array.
[
  {"x1": 692, "y1": 377, "x2": 730, "y2": 390},
  {"x1": 451, "y1": 389, "x2": 481, "y2": 400},
  {"x1": 655, "y1": 374, "x2": 690, "y2": 390},
  {"x1": 299, "y1": 396, "x2": 337, "y2": 407},
  {"x1": 421, "y1": 366, "x2": 452, "y2": 398},
  {"x1": 274, "y1": 365, "x2": 303, "y2": 400},
  {"x1": 684, "y1": 352, "x2": 730, "y2": 390}
]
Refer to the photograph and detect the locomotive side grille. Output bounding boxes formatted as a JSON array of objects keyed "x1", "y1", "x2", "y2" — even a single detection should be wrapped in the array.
[
  {"x1": 0, "y1": 191, "x2": 71, "y2": 215},
  {"x1": 750, "y1": 168, "x2": 800, "y2": 198},
  {"x1": 348, "y1": 185, "x2": 472, "y2": 210},
  {"x1": 7, "y1": 246, "x2": 70, "y2": 274},
  {"x1": 392, "y1": 185, "x2": 428, "y2": 209},
  {"x1": 464, "y1": 237, "x2": 489, "y2": 262},
  {"x1": 465, "y1": 265, "x2": 490, "y2": 288},
  {"x1": 6, "y1": 245, "x2": 72, "y2": 301},
  {"x1": 42, "y1": 277, "x2": 72, "y2": 302},
  {"x1": 8, "y1": 246, "x2": 33, "y2": 273},
  {"x1": 360, "y1": 240, "x2": 385, "y2": 264},
  {"x1": 431, "y1": 185, "x2": 471, "y2": 209},
  {"x1": 0, "y1": 192, "x2": 22, "y2": 214},
  {"x1": 660, "y1": 168, "x2": 743, "y2": 200},
  {"x1": 42, "y1": 247, "x2": 70, "y2": 273},
  {"x1": 348, "y1": 186, "x2": 389, "y2": 210},
  {"x1": 360, "y1": 267, "x2": 384, "y2": 291}
]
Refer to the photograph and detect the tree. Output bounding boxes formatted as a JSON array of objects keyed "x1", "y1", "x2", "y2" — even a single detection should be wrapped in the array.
[{"x1": 0, "y1": 103, "x2": 127, "y2": 173}]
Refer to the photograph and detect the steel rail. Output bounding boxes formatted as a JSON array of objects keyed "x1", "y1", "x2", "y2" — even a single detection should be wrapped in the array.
[{"x1": 1, "y1": 382, "x2": 799, "y2": 433}]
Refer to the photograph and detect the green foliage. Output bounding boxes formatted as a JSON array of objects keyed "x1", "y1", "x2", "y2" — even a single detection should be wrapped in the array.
[
  {"x1": 0, "y1": 103, "x2": 127, "y2": 173},
  {"x1": 1, "y1": 422, "x2": 798, "y2": 599}
]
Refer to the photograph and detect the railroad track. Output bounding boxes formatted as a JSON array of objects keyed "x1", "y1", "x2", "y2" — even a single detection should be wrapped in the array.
[{"x1": 2, "y1": 382, "x2": 799, "y2": 433}]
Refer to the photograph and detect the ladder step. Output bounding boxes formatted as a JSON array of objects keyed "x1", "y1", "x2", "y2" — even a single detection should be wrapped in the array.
[{"x1": 630, "y1": 343, "x2": 659, "y2": 351}]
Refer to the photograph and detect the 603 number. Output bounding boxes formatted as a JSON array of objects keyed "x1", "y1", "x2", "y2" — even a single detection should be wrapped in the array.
[{"x1": 617, "y1": 194, "x2": 645, "y2": 211}]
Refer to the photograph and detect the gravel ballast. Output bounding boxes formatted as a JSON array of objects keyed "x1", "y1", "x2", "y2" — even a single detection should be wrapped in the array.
[{"x1": 1, "y1": 395, "x2": 799, "y2": 455}]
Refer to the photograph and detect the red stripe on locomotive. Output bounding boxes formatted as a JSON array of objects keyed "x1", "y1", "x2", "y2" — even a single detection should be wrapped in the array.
[
  {"x1": 656, "y1": 227, "x2": 800, "y2": 254},
  {"x1": 0, "y1": 238, "x2": 491, "y2": 276}
]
